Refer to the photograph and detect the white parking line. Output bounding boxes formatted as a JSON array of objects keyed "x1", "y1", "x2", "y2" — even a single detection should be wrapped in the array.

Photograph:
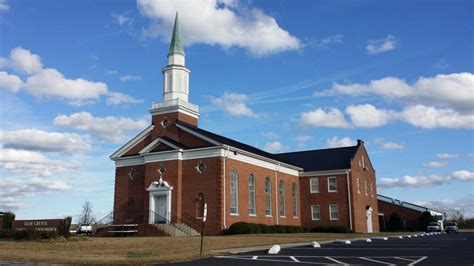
[
  {"x1": 360, "y1": 257, "x2": 394, "y2": 265},
  {"x1": 325, "y1": 256, "x2": 348, "y2": 265},
  {"x1": 408, "y1": 256, "x2": 428, "y2": 266},
  {"x1": 287, "y1": 247, "x2": 439, "y2": 250},
  {"x1": 252, "y1": 256, "x2": 258, "y2": 260},
  {"x1": 290, "y1": 256, "x2": 300, "y2": 262},
  {"x1": 394, "y1": 257, "x2": 416, "y2": 262}
]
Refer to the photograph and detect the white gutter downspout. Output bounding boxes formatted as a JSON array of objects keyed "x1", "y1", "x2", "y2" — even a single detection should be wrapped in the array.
[
  {"x1": 275, "y1": 163, "x2": 280, "y2": 225},
  {"x1": 346, "y1": 169, "x2": 353, "y2": 232},
  {"x1": 223, "y1": 146, "x2": 230, "y2": 229}
]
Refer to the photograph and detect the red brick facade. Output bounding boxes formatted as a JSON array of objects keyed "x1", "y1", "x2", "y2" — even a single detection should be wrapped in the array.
[{"x1": 378, "y1": 199, "x2": 423, "y2": 231}]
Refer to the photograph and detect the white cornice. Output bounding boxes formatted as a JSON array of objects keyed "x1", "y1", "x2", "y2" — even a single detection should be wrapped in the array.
[
  {"x1": 299, "y1": 169, "x2": 349, "y2": 177},
  {"x1": 110, "y1": 125, "x2": 154, "y2": 159},
  {"x1": 139, "y1": 138, "x2": 181, "y2": 155}
]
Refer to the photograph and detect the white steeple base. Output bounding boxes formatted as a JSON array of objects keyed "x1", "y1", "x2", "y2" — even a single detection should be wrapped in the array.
[{"x1": 150, "y1": 99, "x2": 200, "y2": 119}]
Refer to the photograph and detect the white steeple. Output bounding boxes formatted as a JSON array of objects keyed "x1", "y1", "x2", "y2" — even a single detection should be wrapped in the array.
[
  {"x1": 162, "y1": 12, "x2": 190, "y2": 102},
  {"x1": 150, "y1": 12, "x2": 199, "y2": 119}
]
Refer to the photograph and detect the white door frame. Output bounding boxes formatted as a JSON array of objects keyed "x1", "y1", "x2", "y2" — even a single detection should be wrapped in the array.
[
  {"x1": 147, "y1": 178, "x2": 173, "y2": 224},
  {"x1": 366, "y1": 206, "x2": 373, "y2": 233}
]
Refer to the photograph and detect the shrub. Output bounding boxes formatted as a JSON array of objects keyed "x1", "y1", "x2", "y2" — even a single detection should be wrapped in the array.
[
  {"x1": 3, "y1": 212, "x2": 15, "y2": 231},
  {"x1": 389, "y1": 212, "x2": 402, "y2": 231},
  {"x1": 58, "y1": 216, "x2": 72, "y2": 238},
  {"x1": 0, "y1": 229, "x2": 12, "y2": 239},
  {"x1": 13, "y1": 229, "x2": 60, "y2": 240},
  {"x1": 419, "y1": 211, "x2": 435, "y2": 231},
  {"x1": 225, "y1": 222, "x2": 350, "y2": 235}
]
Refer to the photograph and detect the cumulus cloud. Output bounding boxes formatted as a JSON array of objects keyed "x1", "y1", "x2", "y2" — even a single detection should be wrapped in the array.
[
  {"x1": 264, "y1": 141, "x2": 288, "y2": 153},
  {"x1": 0, "y1": 71, "x2": 23, "y2": 92},
  {"x1": 0, "y1": 148, "x2": 80, "y2": 177},
  {"x1": 137, "y1": 0, "x2": 300, "y2": 56},
  {"x1": 119, "y1": 75, "x2": 142, "y2": 81},
  {"x1": 436, "y1": 153, "x2": 459, "y2": 159},
  {"x1": 0, "y1": 0, "x2": 9, "y2": 12},
  {"x1": 0, "y1": 129, "x2": 91, "y2": 153},
  {"x1": 25, "y1": 68, "x2": 108, "y2": 104},
  {"x1": 293, "y1": 135, "x2": 312, "y2": 143},
  {"x1": 401, "y1": 105, "x2": 474, "y2": 129},
  {"x1": 373, "y1": 138, "x2": 404, "y2": 150},
  {"x1": 414, "y1": 195, "x2": 474, "y2": 218},
  {"x1": 211, "y1": 92, "x2": 258, "y2": 117},
  {"x1": 326, "y1": 136, "x2": 357, "y2": 148},
  {"x1": 0, "y1": 177, "x2": 72, "y2": 210},
  {"x1": 261, "y1": 132, "x2": 279, "y2": 141},
  {"x1": 1, "y1": 47, "x2": 110, "y2": 105},
  {"x1": 9, "y1": 47, "x2": 43, "y2": 74},
  {"x1": 422, "y1": 161, "x2": 447, "y2": 169},
  {"x1": 106, "y1": 92, "x2": 143, "y2": 105},
  {"x1": 366, "y1": 34, "x2": 398, "y2": 54},
  {"x1": 379, "y1": 170, "x2": 474, "y2": 188},
  {"x1": 316, "y1": 73, "x2": 474, "y2": 113},
  {"x1": 300, "y1": 108, "x2": 349, "y2": 128},
  {"x1": 452, "y1": 170, "x2": 474, "y2": 181},
  {"x1": 54, "y1": 112, "x2": 148, "y2": 143},
  {"x1": 345, "y1": 104, "x2": 394, "y2": 127}
]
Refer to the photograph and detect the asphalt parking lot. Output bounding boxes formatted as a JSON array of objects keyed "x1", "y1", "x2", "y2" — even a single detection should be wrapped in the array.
[{"x1": 171, "y1": 232, "x2": 474, "y2": 265}]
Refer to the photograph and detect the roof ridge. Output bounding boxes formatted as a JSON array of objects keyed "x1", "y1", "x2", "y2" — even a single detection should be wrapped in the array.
[{"x1": 276, "y1": 145, "x2": 358, "y2": 155}]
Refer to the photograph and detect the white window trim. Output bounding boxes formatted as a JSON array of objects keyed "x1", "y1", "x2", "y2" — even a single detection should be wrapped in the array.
[
  {"x1": 329, "y1": 204, "x2": 339, "y2": 220},
  {"x1": 292, "y1": 183, "x2": 298, "y2": 218},
  {"x1": 248, "y1": 174, "x2": 256, "y2": 215},
  {"x1": 356, "y1": 177, "x2": 361, "y2": 194},
  {"x1": 230, "y1": 170, "x2": 239, "y2": 215},
  {"x1": 327, "y1": 176, "x2": 337, "y2": 192},
  {"x1": 310, "y1": 178, "x2": 319, "y2": 193},
  {"x1": 311, "y1": 205, "x2": 321, "y2": 221},
  {"x1": 279, "y1": 181, "x2": 286, "y2": 217},
  {"x1": 265, "y1": 177, "x2": 272, "y2": 217}
]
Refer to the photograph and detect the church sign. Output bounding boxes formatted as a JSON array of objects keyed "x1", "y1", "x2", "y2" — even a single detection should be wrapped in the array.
[{"x1": 12, "y1": 219, "x2": 63, "y2": 232}]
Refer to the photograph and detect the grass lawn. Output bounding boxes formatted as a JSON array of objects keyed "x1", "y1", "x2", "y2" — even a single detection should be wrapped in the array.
[{"x1": 0, "y1": 232, "x2": 410, "y2": 265}]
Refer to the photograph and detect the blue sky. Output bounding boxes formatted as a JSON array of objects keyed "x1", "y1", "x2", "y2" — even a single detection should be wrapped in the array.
[{"x1": 0, "y1": 0, "x2": 473, "y2": 221}]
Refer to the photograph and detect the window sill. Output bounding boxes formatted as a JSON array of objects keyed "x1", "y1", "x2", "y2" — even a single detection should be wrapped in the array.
[
  {"x1": 230, "y1": 213, "x2": 239, "y2": 216},
  {"x1": 328, "y1": 190, "x2": 337, "y2": 193},
  {"x1": 311, "y1": 219, "x2": 321, "y2": 221},
  {"x1": 249, "y1": 214, "x2": 257, "y2": 217},
  {"x1": 310, "y1": 191, "x2": 319, "y2": 194},
  {"x1": 265, "y1": 215, "x2": 272, "y2": 217},
  {"x1": 330, "y1": 218, "x2": 339, "y2": 221},
  {"x1": 280, "y1": 216, "x2": 287, "y2": 218},
  {"x1": 293, "y1": 216, "x2": 299, "y2": 219}
]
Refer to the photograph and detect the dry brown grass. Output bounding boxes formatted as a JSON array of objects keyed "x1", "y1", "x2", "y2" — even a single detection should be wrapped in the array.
[{"x1": 0, "y1": 232, "x2": 408, "y2": 265}]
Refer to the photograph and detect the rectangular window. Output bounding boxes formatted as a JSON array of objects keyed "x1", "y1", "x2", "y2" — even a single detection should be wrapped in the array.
[
  {"x1": 310, "y1": 178, "x2": 319, "y2": 193},
  {"x1": 279, "y1": 180, "x2": 286, "y2": 217},
  {"x1": 356, "y1": 177, "x2": 360, "y2": 194},
  {"x1": 265, "y1": 178, "x2": 272, "y2": 216},
  {"x1": 364, "y1": 180, "x2": 368, "y2": 196},
  {"x1": 292, "y1": 183, "x2": 298, "y2": 218},
  {"x1": 328, "y1": 176, "x2": 337, "y2": 192},
  {"x1": 329, "y1": 204, "x2": 339, "y2": 220},
  {"x1": 370, "y1": 183, "x2": 374, "y2": 197},
  {"x1": 311, "y1": 205, "x2": 320, "y2": 220}
]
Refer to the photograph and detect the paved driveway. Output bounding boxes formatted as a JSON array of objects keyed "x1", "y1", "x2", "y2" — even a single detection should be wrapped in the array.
[{"x1": 170, "y1": 232, "x2": 474, "y2": 265}]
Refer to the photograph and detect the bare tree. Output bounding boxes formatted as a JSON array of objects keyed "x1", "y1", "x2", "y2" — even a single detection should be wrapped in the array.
[{"x1": 79, "y1": 201, "x2": 96, "y2": 224}]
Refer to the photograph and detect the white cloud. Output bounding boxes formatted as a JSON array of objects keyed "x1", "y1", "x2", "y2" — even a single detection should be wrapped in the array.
[
  {"x1": 112, "y1": 13, "x2": 133, "y2": 27},
  {"x1": 261, "y1": 132, "x2": 279, "y2": 141},
  {"x1": 264, "y1": 141, "x2": 288, "y2": 153},
  {"x1": 326, "y1": 136, "x2": 357, "y2": 148},
  {"x1": 25, "y1": 68, "x2": 108, "y2": 104},
  {"x1": 106, "y1": 92, "x2": 143, "y2": 105},
  {"x1": 422, "y1": 161, "x2": 447, "y2": 168},
  {"x1": 436, "y1": 153, "x2": 459, "y2": 159},
  {"x1": 373, "y1": 138, "x2": 404, "y2": 150},
  {"x1": 0, "y1": 71, "x2": 23, "y2": 92},
  {"x1": 401, "y1": 105, "x2": 474, "y2": 129},
  {"x1": 9, "y1": 47, "x2": 43, "y2": 74},
  {"x1": 379, "y1": 175, "x2": 449, "y2": 188},
  {"x1": 316, "y1": 73, "x2": 474, "y2": 113},
  {"x1": 300, "y1": 108, "x2": 349, "y2": 128},
  {"x1": 211, "y1": 92, "x2": 258, "y2": 117},
  {"x1": 345, "y1": 104, "x2": 394, "y2": 127},
  {"x1": 54, "y1": 112, "x2": 148, "y2": 143},
  {"x1": 366, "y1": 34, "x2": 398, "y2": 54},
  {"x1": 379, "y1": 170, "x2": 474, "y2": 188},
  {"x1": 0, "y1": 148, "x2": 80, "y2": 177},
  {"x1": 0, "y1": 129, "x2": 91, "y2": 153},
  {"x1": 0, "y1": 0, "x2": 9, "y2": 12},
  {"x1": 0, "y1": 177, "x2": 72, "y2": 210},
  {"x1": 452, "y1": 170, "x2": 474, "y2": 181},
  {"x1": 304, "y1": 34, "x2": 343, "y2": 48},
  {"x1": 137, "y1": 0, "x2": 300, "y2": 56},
  {"x1": 119, "y1": 75, "x2": 142, "y2": 81},
  {"x1": 414, "y1": 195, "x2": 474, "y2": 218}
]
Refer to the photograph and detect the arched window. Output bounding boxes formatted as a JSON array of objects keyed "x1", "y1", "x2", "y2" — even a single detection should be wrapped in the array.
[
  {"x1": 248, "y1": 174, "x2": 256, "y2": 215},
  {"x1": 230, "y1": 169, "x2": 238, "y2": 214},
  {"x1": 265, "y1": 177, "x2": 272, "y2": 216},
  {"x1": 279, "y1": 180, "x2": 286, "y2": 217},
  {"x1": 292, "y1": 183, "x2": 298, "y2": 218}
]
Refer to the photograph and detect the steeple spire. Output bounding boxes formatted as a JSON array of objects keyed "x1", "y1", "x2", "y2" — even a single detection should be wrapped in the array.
[{"x1": 168, "y1": 12, "x2": 185, "y2": 56}]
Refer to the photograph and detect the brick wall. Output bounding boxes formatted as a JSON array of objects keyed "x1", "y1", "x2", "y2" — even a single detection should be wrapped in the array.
[
  {"x1": 299, "y1": 174, "x2": 350, "y2": 229},
  {"x1": 350, "y1": 144, "x2": 380, "y2": 233},
  {"x1": 378, "y1": 200, "x2": 422, "y2": 231}
]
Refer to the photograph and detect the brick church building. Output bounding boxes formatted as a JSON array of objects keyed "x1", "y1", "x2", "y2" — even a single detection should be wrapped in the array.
[{"x1": 110, "y1": 14, "x2": 379, "y2": 235}]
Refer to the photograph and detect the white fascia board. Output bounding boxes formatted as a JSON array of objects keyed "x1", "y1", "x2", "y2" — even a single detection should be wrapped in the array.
[
  {"x1": 175, "y1": 123, "x2": 221, "y2": 145},
  {"x1": 110, "y1": 125, "x2": 154, "y2": 159},
  {"x1": 144, "y1": 150, "x2": 182, "y2": 163},
  {"x1": 224, "y1": 145, "x2": 302, "y2": 172},
  {"x1": 139, "y1": 138, "x2": 181, "y2": 155},
  {"x1": 149, "y1": 105, "x2": 199, "y2": 119},
  {"x1": 300, "y1": 169, "x2": 349, "y2": 177},
  {"x1": 115, "y1": 155, "x2": 145, "y2": 167}
]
